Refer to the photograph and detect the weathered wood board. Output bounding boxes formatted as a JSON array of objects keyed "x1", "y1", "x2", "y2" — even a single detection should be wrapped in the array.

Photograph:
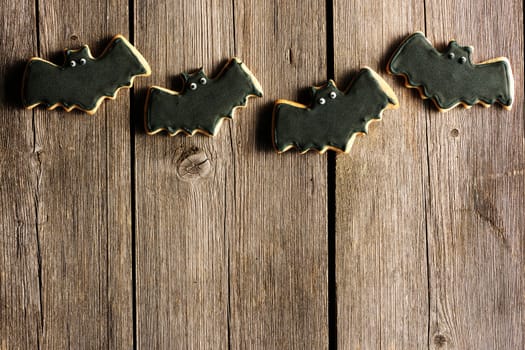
[
  {"x1": 333, "y1": 1, "x2": 430, "y2": 348},
  {"x1": 0, "y1": 0, "x2": 522, "y2": 349},
  {"x1": 425, "y1": 1, "x2": 524, "y2": 348}
]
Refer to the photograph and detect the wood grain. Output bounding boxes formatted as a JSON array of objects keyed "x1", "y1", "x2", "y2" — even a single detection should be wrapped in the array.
[
  {"x1": 134, "y1": 1, "x2": 235, "y2": 348},
  {"x1": 134, "y1": 0, "x2": 328, "y2": 348},
  {"x1": 228, "y1": 0, "x2": 328, "y2": 348},
  {"x1": 333, "y1": 0, "x2": 430, "y2": 348},
  {"x1": 0, "y1": 1, "x2": 41, "y2": 349},
  {"x1": 27, "y1": 0, "x2": 133, "y2": 348},
  {"x1": 1, "y1": 1, "x2": 524, "y2": 348},
  {"x1": 425, "y1": 1, "x2": 524, "y2": 349}
]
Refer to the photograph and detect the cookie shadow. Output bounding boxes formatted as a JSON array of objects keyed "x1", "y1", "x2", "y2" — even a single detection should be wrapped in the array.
[
  {"x1": 381, "y1": 34, "x2": 408, "y2": 74},
  {"x1": 3, "y1": 60, "x2": 27, "y2": 109},
  {"x1": 254, "y1": 100, "x2": 275, "y2": 152},
  {"x1": 131, "y1": 86, "x2": 150, "y2": 135}
]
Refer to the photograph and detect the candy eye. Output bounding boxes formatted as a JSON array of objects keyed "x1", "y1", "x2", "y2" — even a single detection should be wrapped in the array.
[
  {"x1": 318, "y1": 97, "x2": 326, "y2": 105},
  {"x1": 79, "y1": 58, "x2": 87, "y2": 65},
  {"x1": 458, "y1": 56, "x2": 467, "y2": 64},
  {"x1": 329, "y1": 91, "x2": 337, "y2": 99},
  {"x1": 69, "y1": 60, "x2": 77, "y2": 67},
  {"x1": 189, "y1": 82, "x2": 197, "y2": 90},
  {"x1": 199, "y1": 77, "x2": 207, "y2": 85},
  {"x1": 447, "y1": 52, "x2": 455, "y2": 59}
]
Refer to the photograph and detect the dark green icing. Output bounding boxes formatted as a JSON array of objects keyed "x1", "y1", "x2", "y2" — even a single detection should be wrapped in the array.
[
  {"x1": 388, "y1": 32, "x2": 514, "y2": 110},
  {"x1": 22, "y1": 35, "x2": 150, "y2": 113},
  {"x1": 273, "y1": 68, "x2": 398, "y2": 154},
  {"x1": 145, "y1": 58, "x2": 263, "y2": 136}
]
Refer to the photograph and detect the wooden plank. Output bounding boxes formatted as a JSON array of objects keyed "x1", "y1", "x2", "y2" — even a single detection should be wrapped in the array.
[
  {"x1": 333, "y1": 1, "x2": 430, "y2": 348},
  {"x1": 28, "y1": 0, "x2": 133, "y2": 348},
  {"x1": 133, "y1": 1, "x2": 235, "y2": 348},
  {"x1": 425, "y1": 1, "x2": 524, "y2": 348},
  {"x1": 228, "y1": 1, "x2": 328, "y2": 348},
  {"x1": 0, "y1": 1, "x2": 41, "y2": 349},
  {"x1": 134, "y1": 0, "x2": 328, "y2": 348}
]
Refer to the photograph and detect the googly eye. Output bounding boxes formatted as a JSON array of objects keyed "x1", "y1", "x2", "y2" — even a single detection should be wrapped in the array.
[
  {"x1": 319, "y1": 97, "x2": 326, "y2": 105},
  {"x1": 447, "y1": 52, "x2": 455, "y2": 59},
  {"x1": 458, "y1": 56, "x2": 467, "y2": 64},
  {"x1": 199, "y1": 77, "x2": 207, "y2": 85},
  {"x1": 69, "y1": 60, "x2": 77, "y2": 67},
  {"x1": 329, "y1": 91, "x2": 337, "y2": 99},
  {"x1": 189, "y1": 82, "x2": 197, "y2": 90},
  {"x1": 79, "y1": 58, "x2": 87, "y2": 65}
]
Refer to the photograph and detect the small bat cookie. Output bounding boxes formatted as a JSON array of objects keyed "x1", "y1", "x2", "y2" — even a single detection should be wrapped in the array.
[
  {"x1": 272, "y1": 67, "x2": 399, "y2": 154},
  {"x1": 387, "y1": 32, "x2": 514, "y2": 111},
  {"x1": 145, "y1": 58, "x2": 263, "y2": 137},
  {"x1": 22, "y1": 34, "x2": 151, "y2": 115}
]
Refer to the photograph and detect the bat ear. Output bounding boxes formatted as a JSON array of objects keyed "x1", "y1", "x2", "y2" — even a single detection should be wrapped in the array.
[
  {"x1": 327, "y1": 80, "x2": 338, "y2": 89},
  {"x1": 64, "y1": 46, "x2": 92, "y2": 60},
  {"x1": 64, "y1": 49, "x2": 75, "y2": 58},
  {"x1": 309, "y1": 86, "x2": 318, "y2": 98},
  {"x1": 80, "y1": 46, "x2": 92, "y2": 57},
  {"x1": 198, "y1": 67, "x2": 209, "y2": 79},
  {"x1": 181, "y1": 72, "x2": 190, "y2": 82}
]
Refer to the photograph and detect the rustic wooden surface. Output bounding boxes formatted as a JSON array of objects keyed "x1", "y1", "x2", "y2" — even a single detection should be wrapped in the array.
[
  {"x1": 424, "y1": 1, "x2": 525, "y2": 349},
  {"x1": 1, "y1": 0, "x2": 134, "y2": 349},
  {"x1": 333, "y1": 1, "x2": 430, "y2": 349},
  {"x1": 0, "y1": 0, "x2": 523, "y2": 349}
]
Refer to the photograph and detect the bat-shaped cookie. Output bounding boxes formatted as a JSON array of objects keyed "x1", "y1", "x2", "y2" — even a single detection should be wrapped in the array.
[
  {"x1": 145, "y1": 58, "x2": 263, "y2": 136},
  {"x1": 272, "y1": 67, "x2": 399, "y2": 154},
  {"x1": 22, "y1": 34, "x2": 151, "y2": 114},
  {"x1": 387, "y1": 32, "x2": 514, "y2": 111}
]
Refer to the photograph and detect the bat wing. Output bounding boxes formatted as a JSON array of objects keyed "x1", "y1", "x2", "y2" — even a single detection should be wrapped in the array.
[
  {"x1": 388, "y1": 32, "x2": 513, "y2": 110},
  {"x1": 273, "y1": 68, "x2": 398, "y2": 154},
  {"x1": 22, "y1": 35, "x2": 151, "y2": 114},
  {"x1": 388, "y1": 32, "x2": 446, "y2": 103},
  {"x1": 22, "y1": 59, "x2": 64, "y2": 109},
  {"x1": 273, "y1": 102, "x2": 313, "y2": 153},
  {"x1": 468, "y1": 60, "x2": 513, "y2": 108},
  {"x1": 216, "y1": 57, "x2": 264, "y2": 106},
  {"x1": 146, "y1": 58, "x2": 263, "y2": 136}
]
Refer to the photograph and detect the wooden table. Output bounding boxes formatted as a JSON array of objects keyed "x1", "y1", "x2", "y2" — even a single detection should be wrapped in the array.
[{"x1": 1, "y1": 1, "x2": 523, "y2": 349}]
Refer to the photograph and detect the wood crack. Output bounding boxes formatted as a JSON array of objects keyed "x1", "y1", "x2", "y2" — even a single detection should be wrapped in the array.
[
  {"x1": 226, "y1": 3, "x2": 236, "y2": 348},
  {"x1": 33, "y1": 146, "x2": 44, "y2": 336},
  {"x1": 225, "y1": 122, "x2": 235, "y2": 350},
  {"x1": 422, "y1": 2, "x2": 432, "y2": 349},
  {"x1": 326, "y1": 0, "x2": 337, "y2": 349},
  {"x1": 32, "y1": 0, "x2": 44, "y2": 338}
]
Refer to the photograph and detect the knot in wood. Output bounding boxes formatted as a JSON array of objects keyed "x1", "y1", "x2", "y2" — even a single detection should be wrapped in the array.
[
  {"x1": 177, "y1": 150, "x2": 211, "y2": 181},
  {"x1": 433, "y1": 334, "x2": 448, "y2": 347}
]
